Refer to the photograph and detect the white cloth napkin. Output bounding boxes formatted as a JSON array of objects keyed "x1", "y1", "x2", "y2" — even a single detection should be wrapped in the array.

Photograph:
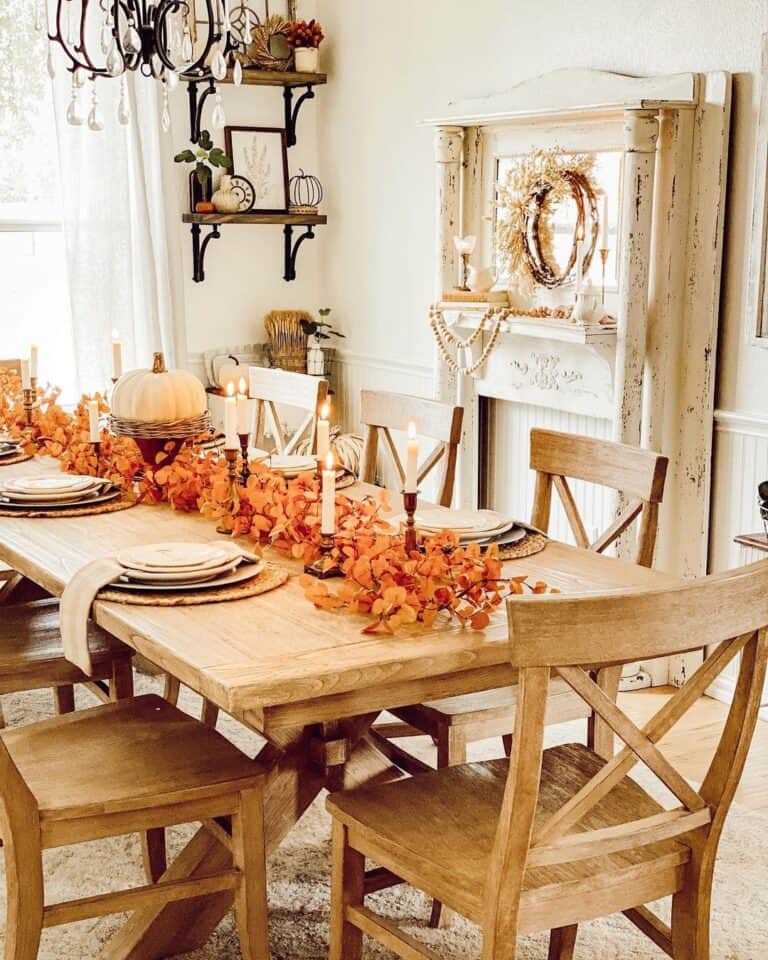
[{"x1": 60, "y1": 544, "x2": 261, "y2": 675}]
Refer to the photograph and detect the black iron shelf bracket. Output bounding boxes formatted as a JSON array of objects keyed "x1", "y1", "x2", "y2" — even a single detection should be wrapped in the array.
[
  {"x1": 283, "y1": 84, "x2": 316, "y2": 147},
  {"x1": 191, "y1": 223, "x2": 221, "y2": 283},
  {"x1": 283, "y1": 224, "x2": 315, "y2": 281},
  {"x1": 187, "y1": 79, "x2": 217, "y2": 144}
]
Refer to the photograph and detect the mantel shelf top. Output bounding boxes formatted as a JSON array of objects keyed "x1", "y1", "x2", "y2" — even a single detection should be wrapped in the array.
[{"x1": 440, "y1": 304, "x2": 617, "y2": 347}]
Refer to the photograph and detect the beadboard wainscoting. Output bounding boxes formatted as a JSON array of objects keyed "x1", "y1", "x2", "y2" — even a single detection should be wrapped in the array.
[{"x1": 710, "y1": 409, "x2": 768, "y2": 713}]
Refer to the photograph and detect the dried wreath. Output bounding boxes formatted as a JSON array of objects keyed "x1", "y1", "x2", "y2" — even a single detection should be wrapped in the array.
[{"x1": 495, "y1": 147, "x2": 599, "y2": 295}]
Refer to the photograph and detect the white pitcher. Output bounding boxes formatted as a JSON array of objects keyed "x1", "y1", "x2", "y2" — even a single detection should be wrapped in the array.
[{"x1": 467, "y1": 264, "x2": 496, "y2": 293}]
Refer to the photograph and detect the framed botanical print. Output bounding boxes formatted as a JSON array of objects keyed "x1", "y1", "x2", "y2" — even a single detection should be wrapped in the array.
[{"x1": 224, "y1": 126, "x2": 289, "y2": 213}]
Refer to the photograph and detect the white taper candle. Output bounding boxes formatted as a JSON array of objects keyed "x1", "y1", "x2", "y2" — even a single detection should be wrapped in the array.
[
  {"x1": 405, "y1": 421, "x2": 419, "y2": 493},
  {"x1": 224, "y1": 381, "x2": 238, "y2": 449},
  {"x1": 20, "y1": 360, "x2": 31, "y2": 390},
  {"x1": 321, "y1": 450, "x2": 335, "y2": 534},
  {"x1": 112, "y1": 336, "x2": 123, "y2": 380},
  {"x1": 236, "y1": 377, "x2": 249, "y2": 435},
  {"x1": 29, "y1": 345, "x2": 38, "y2": 380},
  {"x1": 87, "y1": 400, "x2": 100, "y2": 442},
  {"x1": 317, "y1": 401, "x2": 330, "y2": 459}
]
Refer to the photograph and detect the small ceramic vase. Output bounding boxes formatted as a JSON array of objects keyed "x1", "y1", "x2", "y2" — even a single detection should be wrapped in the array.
[
  {"x1": 467, "y1": 265, "x2": 496, "y2": 293},
  {"x1": 294, "y1": 47, "x2": 319, "y2": 72},
  {"x1": 212, "y1": 175, "x2": 241, "y2": 214}
]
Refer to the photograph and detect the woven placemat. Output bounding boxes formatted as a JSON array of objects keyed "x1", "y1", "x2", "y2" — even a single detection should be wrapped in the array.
[
  {"x1": 497, "y1": 531, "x2": 549, "y2": 560},
  {"x1": 0, "y1": 490, "x2": 137, "y2": 519},
  {"x1": 0, "y1": 451, "x2": 33, "y2": 467},
  {"x1": 97, "y1": 562, "x2": 289, "y2": 606}
]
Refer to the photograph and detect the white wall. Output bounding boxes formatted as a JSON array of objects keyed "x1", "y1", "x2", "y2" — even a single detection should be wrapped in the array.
[{"x1": 313, "y1": 0, "x2": 768, "y2": 573}]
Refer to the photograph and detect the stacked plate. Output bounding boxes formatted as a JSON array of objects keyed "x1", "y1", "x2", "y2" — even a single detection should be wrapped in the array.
[
  {"x1": 0, "y1": 439, "x2": 23, "y2": 461},
  {"x1": 250, "y1": 449, "x2": 317, "y2": 478},
  {"x1": 0, "y1": 474, "x2": 121, "y2": 511},
  {"x1": 395, "y1": 507, "x2": 527, "y2": 547},
  {"x1": 110, "y1": 541, "x2": 263, "y2": 593}
]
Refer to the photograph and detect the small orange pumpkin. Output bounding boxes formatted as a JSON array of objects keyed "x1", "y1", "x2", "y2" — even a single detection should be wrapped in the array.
[{"x1": 195, "y1": 201, "x2": 215, "y2": 213}]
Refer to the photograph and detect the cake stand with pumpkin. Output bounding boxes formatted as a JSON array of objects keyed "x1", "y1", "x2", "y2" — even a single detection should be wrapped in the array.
[{"x1": 109, "y1": 353, "x2": 211, "y2": 466}]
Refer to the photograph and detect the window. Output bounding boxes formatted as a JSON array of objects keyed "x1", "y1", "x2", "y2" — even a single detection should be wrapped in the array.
[{"x1": 0, "y1": 1, "x2": 77, "y2": 400}]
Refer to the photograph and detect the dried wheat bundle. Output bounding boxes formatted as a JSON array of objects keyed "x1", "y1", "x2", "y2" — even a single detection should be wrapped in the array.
[{"x1": 264, "y1": 310, "x2": 314, "y2": 372}]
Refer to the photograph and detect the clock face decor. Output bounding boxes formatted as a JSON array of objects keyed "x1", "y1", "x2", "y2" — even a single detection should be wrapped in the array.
[{"x1": 229, "y1": 175, "x2": 256, "y2": 212}]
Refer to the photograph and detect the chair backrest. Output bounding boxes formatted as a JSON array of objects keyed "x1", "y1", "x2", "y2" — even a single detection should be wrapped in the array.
[
  {"x1": 359, "y1": 390, "x2": 463, "y2": 507},
  {"x1": 248, "y1": 366, "x2": 328, "y2": 455},
  {"x1": 529, "y1": 428, "x2": 669, "y2": 567},
  {"x1": 482, "y1": 561, "x2": 768, "y2": 950}
]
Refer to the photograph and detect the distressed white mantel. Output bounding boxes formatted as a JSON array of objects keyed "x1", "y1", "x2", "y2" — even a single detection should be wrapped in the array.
[{"x1": 426, "y1": 68, "x2": 731, "y2": 604}]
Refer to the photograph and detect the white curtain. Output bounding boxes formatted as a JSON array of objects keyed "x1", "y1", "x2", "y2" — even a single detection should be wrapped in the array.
[{"x1": 51, "y1": 70, "x2": 187, "y2": 394}]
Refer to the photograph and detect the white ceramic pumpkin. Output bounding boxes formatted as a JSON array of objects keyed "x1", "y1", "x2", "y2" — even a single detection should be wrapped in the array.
[{"x1": 111, "y1": 353, "x2": 206, "y2": 422}]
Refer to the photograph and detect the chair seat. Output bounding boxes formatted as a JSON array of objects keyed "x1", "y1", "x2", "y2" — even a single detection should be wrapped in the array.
[
  {"x1": 328, "y1": 742, "x2": 690, "y2": 928},
  {"x1": 391, "y1": 676, "x2": 590, "y2": 734},
  {"x1": 1, "y1": 694, "x2": 263, "y2": 825},
  {"x1": 0, "y1": 598, "x2": 131, "y2": 691}
]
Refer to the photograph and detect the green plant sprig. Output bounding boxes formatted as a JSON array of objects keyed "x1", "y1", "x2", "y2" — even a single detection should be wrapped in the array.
[{"x1": 174, "y1": 130, "x2": 232, "y2": 186}]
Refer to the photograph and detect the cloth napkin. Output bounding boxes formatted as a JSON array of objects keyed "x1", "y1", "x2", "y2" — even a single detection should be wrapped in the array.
[{"x1": 60, "y1": 545, "x2": 261, "y2": 675}]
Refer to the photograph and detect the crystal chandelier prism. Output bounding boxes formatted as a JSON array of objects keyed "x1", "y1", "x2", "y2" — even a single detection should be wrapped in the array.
[{"x1": 43, "y1": 0, "x2": 246, "y2": 128}]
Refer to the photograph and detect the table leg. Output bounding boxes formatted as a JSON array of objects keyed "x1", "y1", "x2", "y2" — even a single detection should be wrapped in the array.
[{"x1": 102, "y1": 714, "x2": 395, "y2": 960}]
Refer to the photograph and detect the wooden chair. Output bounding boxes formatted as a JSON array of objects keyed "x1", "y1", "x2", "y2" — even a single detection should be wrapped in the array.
[
  {"x1": 0, "y1": 598, "x2": 134, "y2": 730},
  {"x1": 387, "y1": 428, "x2": 669, "y2": 768},
  {"x1": 328, "y1": 561, "x2": 768, "y2": 960},
  {"x1": 0, "y1": 693, "x2": 268, "y2": 960},
  {"x1": 359, "y1": 390, "x2": 463, "y2": 508},
  {"x1": 248, "y1": 366, "x2": 328, "y2": 455}
]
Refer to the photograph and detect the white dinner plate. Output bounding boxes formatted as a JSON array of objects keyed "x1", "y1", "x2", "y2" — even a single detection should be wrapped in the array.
[
  {"x1": 116, "y1": 541, "x2": 236, "y2": 572},
  {"x1": 0, "y1": 486, "x2": 122, "y2": 511},
  {"x1": 120, "y1": 558, "x2": 242, "y2": 584},
  {"x1": 267, "y1": 455, "x2": 316, "y2": 473},
  {"x1": 4, "y1": 474, "x2": 100, "y2": 495},
  {"x1": 1, "y1": 482, "x2": 109, "y2": 503},
  {"x1": 108, "y1": 560, "x2": 264, "y2": 593},
  {"x1": 0, "y1": 446, "x2": 22, "y2": 459},
  {"x1": 412, "y1": 508, "x2": 513, "y2": 534}
]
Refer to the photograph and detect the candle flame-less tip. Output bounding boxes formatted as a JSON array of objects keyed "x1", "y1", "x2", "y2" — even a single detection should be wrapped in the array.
[
  {"x1": 226, "y1": 381, "x2": 235, "y2": 397},
  {"x1": 325, "y1": 451, "x2": 334, "y2": 470},
  {"x1": 238, "y1": 376, "x2": 247, "y2": 395},
  {"x1": 320, "y1": 401, "x2": 330, "y2": 419},
  {"x1": 407, "y1": 421, "x2": 417, "y2": 440}
]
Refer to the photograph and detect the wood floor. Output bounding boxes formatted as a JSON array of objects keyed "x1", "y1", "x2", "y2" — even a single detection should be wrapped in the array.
[{"x1": 620, "y1": 688, "x2": 768, "y2": 813}]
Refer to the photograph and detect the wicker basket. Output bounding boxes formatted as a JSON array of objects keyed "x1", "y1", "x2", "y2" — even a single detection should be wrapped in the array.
[{"x1": 109, "y1": 411, "x2": 211, "y2": 466}]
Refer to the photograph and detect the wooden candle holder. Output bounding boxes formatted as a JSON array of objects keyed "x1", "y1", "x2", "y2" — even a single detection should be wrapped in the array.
[
  {"x1": 239, "y1": 433, "x2": 250, "y2": 486},
  {"x1": 402, "y1": 489, "x2": 420, "y2": 555},
  {"x1": 22, "y1": 386, "x2": 35, "y2": 427},
  {"x1": 304, "y1": 533, "x2": 342, "y2": 579},
  {"x1": 216, "y1": 448, "x2": 241, "y2": 535}
]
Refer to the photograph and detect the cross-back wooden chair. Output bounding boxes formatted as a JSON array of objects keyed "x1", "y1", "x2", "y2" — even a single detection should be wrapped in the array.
[
  {"x1": 248, "y1": 366, "x2": 328, "y2": 455},
  {"x1": 0, "y1": 693, "x2": 268, "y2": 960},
  {"x1": 329, "y1": 561, "x2": 768, "y2": 960},
  {"x1": 384, "y1": 428, "x2": 669, "y2": 772},
  {"x1": 359, "y1": 390, "x2": 463, "y2": 508}
]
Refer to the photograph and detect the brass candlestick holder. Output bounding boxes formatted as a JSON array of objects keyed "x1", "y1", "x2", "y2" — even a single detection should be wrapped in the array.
[
  {"x1": 92, "y1": 440, "x2": 101, "y2": 469},
  {"x1": 402, "y1": 489, "x2": 420, "y2": 555},
  {"x1": 238, "y1": 433, "x2": 250, "y2": 486},
  {"x1": 599, "y1": 247, "x2": 609, "y2": 305},
  {"x1": 216, "y1": 447, "x2": 241, "y2": 535},
  {"x1": 304, "y1": 532, "x2": 342, "y2": 579}
]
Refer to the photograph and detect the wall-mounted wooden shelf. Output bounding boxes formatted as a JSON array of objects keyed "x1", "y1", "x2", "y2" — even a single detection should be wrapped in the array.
[
  {"x1": 182, "y1": 213, "x2": 327, "y2": 283},
  {"x1": 219, "y1": 68, "x2": 328, "y2": 87}
]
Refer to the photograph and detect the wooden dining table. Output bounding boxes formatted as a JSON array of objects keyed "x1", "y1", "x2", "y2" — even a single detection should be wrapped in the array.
[{"x1": 0, "y1": 457, "x2": 672, "y2": 959}]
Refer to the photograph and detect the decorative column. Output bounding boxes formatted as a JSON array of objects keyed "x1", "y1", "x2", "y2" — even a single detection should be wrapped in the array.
[
  {"x1": 433, "y1": 126, "x2": 464, "y2": 408},
  {"x1": 613, "y1": 109, "x2": 659, "y2": 446}
]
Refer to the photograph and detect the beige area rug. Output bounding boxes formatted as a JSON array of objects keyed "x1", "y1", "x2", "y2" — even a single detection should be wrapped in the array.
[{"x1": 0, "y1": 679, "x2": 766, "y2": 959}]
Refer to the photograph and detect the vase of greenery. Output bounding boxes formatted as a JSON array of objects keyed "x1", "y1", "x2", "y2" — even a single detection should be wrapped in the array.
[
  {"x1": 174, "y1": 130, "x2": 233, "y2": 213},
  {"x1": 287, "y1": 18, "x2": 324, "y2": 72},
  {"x1": 301, "y1": 308, "x2": 344, "y2": 376}
]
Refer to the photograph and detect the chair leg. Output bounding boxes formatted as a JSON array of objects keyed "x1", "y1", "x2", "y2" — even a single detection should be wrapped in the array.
[
  {"x1": 671, "y1": 839, "x2": 713, "y2": 960},
  {"x1": 109, "y1": 659, "x2": 134, "y2": 700},
  {"x1": 548, "y1": 925, "x2": 578, "y2": 960},
  {"x1": 430, "y1": 726, "x2": 467, "y2": 929},
  {"x1": 163, "y1": 674, "x2": 181, "y2": 705},
  {"x1": 502, "y1": 734, "x2": 513, "y2": 757},
  {"x1": 3, "y1": 815, "x2": 44, "y2": 960},
  {"x1": 587, "y1": 665, "x2": 622, "y2": 759},
  {"x1": 231, "y1": 788, "x2": 269, "y2": 960},
  {"x1": 201, "y1": 699, "x2": 220, "y2": 729},
  {"x1": 53, "y1": 685, "x2": 75, "y2": 715},
  {"x1": 330, "y1": 820, "x2": 364, "y2": 960},
  {"x1": 141, "y1": 828, "x2": 167, "y2": 883}
]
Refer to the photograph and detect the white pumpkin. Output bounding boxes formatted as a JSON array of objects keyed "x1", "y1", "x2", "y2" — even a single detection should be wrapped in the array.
[{"x1": 111, "y1": 353, "x2": 207, "y2": 422}]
